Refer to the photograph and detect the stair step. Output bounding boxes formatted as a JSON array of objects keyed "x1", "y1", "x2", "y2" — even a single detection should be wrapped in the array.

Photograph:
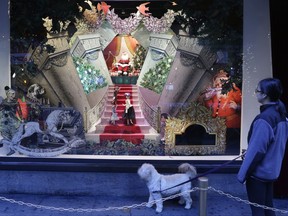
[
  {"x1": 105, "y1": 104, "x2": 140, "y2": 111},
  {"x1": 108, "y1": 88, "x2": 138, "y2": 92},
  {"x1": 85, "y1": 133, "x2": 160, "y2": 144},
  {"x1": 109, "y1": 84, "x2": 137, "y2": 87},
  {"x1": 103, "y1": 125, "x2": 141, "y2": 133},
  {"x1": 108, "y1": 87, "x2": 137, "y2": 92},
  {"x1": 95, "y1": 124, "x2": 152, "y2": 133},
  {"x1": 107, "y1": 95, "x2": 139, "y2": 100},
  {"x1": 100, "y1": 116, "x2": 147, "y2": 125},
  {"x1": 114, "y1": 99, "x2": 139, "y2": 104},
  {"x1": 103, "y1": 110, "x2": 142, "y2": 118},
  {"x1": 91, "y1": 84, "x2": 158, "y2": 144}
]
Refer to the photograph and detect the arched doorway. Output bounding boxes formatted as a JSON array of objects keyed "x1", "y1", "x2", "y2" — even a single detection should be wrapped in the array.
[{"x1": 103, "y1": 35, "x2": 146, "y2": 84}]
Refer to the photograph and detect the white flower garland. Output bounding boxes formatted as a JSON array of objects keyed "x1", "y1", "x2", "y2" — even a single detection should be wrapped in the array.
[
  {"x1": 81, "y1": 7, "x2": 176, "y2": 35},
  {"x1": 142, "y1": 10, "x2": 176, "y2": 33},
  {"x1": 105, "y1": 9, "x2": 142, "y2": 35}
]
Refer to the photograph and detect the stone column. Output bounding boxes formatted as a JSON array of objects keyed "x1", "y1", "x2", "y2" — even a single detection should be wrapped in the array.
[
  {"x1": 131, "y1": 24, "x2": 151, "y2": 49},
  {"x1": 0, "y1": 0, "x2": 10, "y2": 98},
  {"x1": 70, "y1": 34, "x2": 112, "y2": 85},
  {"x1": 137, "y1": 33, "x2": 178, "y2": 85},
  {"x1": 158, "y1": 37, "x2": 217, "y2": 116},
  {"x1": 29, "y1": 33, "x2": 90, "y2": 114}
]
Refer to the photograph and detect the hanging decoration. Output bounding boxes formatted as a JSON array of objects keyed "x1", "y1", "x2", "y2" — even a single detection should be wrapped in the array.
[
  {"x1": 96, "y1": 1, "x2": 111, "y2": 16},
  {"x1": 80, "y1": 1, "x2": 176, "y2": 35},
  {"x1": 106, "y1": 9, "x2": 143, "y2": 35},
  {"x1": 81, "y1": 2, "x2": 105, "y2": 29},
  {"x1": 142, "y1": 10, "x2": 176, "y2": 33},
  {"x1": 136, "y1": 2, "x2": 151, "y2": 16}
]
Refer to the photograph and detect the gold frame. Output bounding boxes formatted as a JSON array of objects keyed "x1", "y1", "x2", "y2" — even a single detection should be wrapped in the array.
[{"x1": 165, "y1": 102, "x2": 227, "y2": 155}]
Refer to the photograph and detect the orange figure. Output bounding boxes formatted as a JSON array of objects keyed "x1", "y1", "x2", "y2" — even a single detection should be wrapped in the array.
[
  {"x1": 199, "y1": 70, "x2": 242, "y2": 128},
  {"x1": 16, "y1": 97, "x2": 29, "y2": 121},
  {"x1": 97, "y1": 2, "x2": 111, "y2": 15},
  {"x1": 136, "y1": 2, "x2": 151, "y2": 16}
]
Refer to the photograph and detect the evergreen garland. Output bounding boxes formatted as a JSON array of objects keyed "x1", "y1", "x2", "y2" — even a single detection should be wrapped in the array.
[
  {"x1": 140, "y1": 57, "x2": 173, "y2": 94},
  {"x1": 73, "y1": 57, "x2": 107, "y2": 94},
  {"x1": 132, "y1": 44, "x2": 147, "y2": 71}
]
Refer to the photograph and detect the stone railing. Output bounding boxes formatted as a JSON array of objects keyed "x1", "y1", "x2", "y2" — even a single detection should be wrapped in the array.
[
  {"x1": 138, "y1": 87, "x2": 161, "y2": 133},
  {"x1": 83, "y1": 91, "x2": 108, "y2": 132}
]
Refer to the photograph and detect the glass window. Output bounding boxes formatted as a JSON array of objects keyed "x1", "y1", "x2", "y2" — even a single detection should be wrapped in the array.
[{"x1": 0, "y1": 0, "x2": 272, "y2": 160}]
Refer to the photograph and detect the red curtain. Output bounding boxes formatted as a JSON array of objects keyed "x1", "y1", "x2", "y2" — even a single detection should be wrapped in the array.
[{"x1": 103, "y1": 35, "x2": 139, "y2": 70}]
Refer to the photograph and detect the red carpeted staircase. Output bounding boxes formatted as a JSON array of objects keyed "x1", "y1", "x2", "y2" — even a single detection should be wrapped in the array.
[{"x1": 90, "y1": 84, "x2": 156, "y2": 144}]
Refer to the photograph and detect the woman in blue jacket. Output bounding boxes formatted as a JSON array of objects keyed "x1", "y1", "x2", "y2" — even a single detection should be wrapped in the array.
[{"x1": 237, "y1": 78, "x2": 288, "y2": 216}]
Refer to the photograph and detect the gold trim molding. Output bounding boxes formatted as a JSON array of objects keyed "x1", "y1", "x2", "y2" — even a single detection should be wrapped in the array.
[{"x1": 165, "y1": 102, "x2": 227, "y2": 155}]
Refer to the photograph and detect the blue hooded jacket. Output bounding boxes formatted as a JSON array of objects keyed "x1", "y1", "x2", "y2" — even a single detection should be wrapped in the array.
[{"x1": 237, "y1": 102, "x2": 288, "y2": 183}]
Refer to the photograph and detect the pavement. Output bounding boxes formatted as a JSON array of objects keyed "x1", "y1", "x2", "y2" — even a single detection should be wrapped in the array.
[
  {"x1": 0, "y1": 166, "x2": 287, "y2": 216},
  {"x1": 0, "y1": 187, "x2": 287, "y2": 216}
]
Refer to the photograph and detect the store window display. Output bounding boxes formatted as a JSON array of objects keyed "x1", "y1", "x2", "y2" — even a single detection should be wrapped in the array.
[{"x1": 199, "y1": 69, "x2": 242, "y2": 128}]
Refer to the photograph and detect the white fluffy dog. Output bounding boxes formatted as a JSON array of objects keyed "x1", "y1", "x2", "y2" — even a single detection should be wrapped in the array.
[{"x1": 137, "y1": 163, "x2": 197, "y2": 213}]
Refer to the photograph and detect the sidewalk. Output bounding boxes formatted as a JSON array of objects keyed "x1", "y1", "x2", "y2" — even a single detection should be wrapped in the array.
[
  {"x1": 0, "y1": 169, "x2": 287, "y2": 216},
  {"x1": 0, "y1": 188, "x2": 287, "y2": 216}
]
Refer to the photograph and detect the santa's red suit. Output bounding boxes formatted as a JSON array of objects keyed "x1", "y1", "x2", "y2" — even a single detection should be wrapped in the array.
[{"x1": 115, "y1": 52, "x2": 131, "y2": 76}]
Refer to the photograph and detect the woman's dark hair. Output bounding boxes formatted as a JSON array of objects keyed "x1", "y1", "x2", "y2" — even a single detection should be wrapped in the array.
[
  {"x1": 258, "y1": 78, "x2": 283, "y2": 102},
  {"x1": 258, "y1": 78, "x2": 286, "y2": 117}
]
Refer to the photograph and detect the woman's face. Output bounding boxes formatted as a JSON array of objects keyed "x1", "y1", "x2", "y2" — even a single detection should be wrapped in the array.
[{"x1": 255, "y1": 85, "x2": 265, "y2": 104}]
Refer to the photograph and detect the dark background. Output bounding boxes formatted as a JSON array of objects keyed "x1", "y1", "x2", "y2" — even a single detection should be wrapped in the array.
[
  {"x1": 270, "y1": 0, "x2": 288, "y2": 197},
  {"x1": 270, "y1": 0, "x2": 288, "y2": 104}
]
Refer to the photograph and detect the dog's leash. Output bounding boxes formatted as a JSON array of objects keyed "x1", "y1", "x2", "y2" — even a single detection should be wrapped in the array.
[{"x1": 152, "y1": 152, "x2": 246, "y2": 194}]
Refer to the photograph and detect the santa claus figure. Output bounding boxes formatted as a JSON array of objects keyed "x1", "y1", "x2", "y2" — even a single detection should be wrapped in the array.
[{"x1": 115, "y1": 52, "x2": 131, "y2": 76}]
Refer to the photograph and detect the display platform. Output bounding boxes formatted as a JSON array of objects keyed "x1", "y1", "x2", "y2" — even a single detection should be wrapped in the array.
[{"x1": 111, "y1": 76, "x2": 139, "y2": 84}]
